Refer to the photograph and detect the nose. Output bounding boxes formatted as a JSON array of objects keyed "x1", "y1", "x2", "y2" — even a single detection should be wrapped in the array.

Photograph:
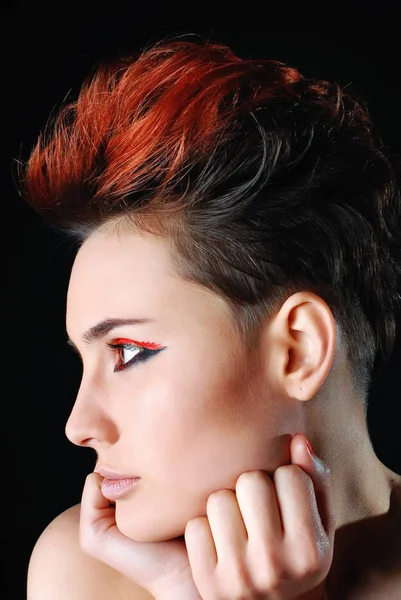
[{"x1": 65, "y1": 379, "x2": 119, "y2": 448}]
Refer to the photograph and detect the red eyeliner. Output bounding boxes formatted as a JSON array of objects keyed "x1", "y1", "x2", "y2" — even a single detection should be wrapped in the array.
[{"x1": 112, "y1": 337, "x2": 163, "y2": 350}]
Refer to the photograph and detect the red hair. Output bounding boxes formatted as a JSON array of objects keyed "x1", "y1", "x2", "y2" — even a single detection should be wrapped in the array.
[{"x1": 22, "y1": 38, "x2": 338, "y2": 223}]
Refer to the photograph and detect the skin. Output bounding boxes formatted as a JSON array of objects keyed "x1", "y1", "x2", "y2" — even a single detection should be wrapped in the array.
[
  {"x1": 65, "y1": 222, "x2": 401, "y2": 596},
  {"x1": 77, "y1": 437, "x2": 333, "y2": 600}
]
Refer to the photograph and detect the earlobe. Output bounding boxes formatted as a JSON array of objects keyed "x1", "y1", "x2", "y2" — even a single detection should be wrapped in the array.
[{"x1": 270, "y1": 292, "x2": 337, "y2": 402}]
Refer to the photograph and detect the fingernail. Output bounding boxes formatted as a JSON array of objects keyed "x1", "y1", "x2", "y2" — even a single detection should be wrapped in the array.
[{"x1": 306, "y1": 438, "x2": 315, "y2": 456}]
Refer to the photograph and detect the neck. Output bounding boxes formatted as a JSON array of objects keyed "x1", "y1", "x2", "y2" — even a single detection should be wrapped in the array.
[
  {"x1": 311, "y1": 391, "x2": 397, "y2": 529},
  {"x1": 306, "y1": 384, "x2": 401, "y2": 597}
]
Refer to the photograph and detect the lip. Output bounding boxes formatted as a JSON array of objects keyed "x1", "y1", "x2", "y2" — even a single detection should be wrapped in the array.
[
  {"x1": 95, "y1": 466, "x2": 140, "y2": 480},
  {"x1": 100, "y1": 476, "x2": 140, "y2": 500}
]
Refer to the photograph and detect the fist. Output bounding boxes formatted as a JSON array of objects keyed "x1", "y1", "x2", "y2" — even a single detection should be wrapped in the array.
[{"x1": 184, "y1": 433, "x2": 334, "y2": 599}]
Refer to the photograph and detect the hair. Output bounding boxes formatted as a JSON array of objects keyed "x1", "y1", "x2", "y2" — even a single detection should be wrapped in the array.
[{"x1": 19, "y1": 34, "x2": 401, "y2": 401}]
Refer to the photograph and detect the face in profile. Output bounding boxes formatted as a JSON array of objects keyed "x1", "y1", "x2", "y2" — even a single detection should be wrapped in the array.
[{"x1": 65, "y1": 224, "x2": 293, "y2": 542}]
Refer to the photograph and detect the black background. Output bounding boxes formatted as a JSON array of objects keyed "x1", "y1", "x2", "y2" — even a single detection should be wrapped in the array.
[{"x1": 2, "y1": 4, "x2": 401, "y2": 599}]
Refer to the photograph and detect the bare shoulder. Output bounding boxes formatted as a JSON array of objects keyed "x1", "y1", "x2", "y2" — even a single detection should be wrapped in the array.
[{"x1": 27, "y1": 502, "x2": 154, "y2": 600}]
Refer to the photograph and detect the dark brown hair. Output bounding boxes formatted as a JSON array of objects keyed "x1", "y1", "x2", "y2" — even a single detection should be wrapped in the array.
[{"x1": 20, "y1": 35, "x2": 401, "y2": 400}]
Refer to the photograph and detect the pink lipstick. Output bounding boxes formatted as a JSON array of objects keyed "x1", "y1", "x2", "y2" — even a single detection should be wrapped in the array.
[
  {"x1": 95, "y1": 466, "x2": 141, "y2": 500},
  {"x1": 100, "y1": 477, "x2": 140, "y2": 500}
]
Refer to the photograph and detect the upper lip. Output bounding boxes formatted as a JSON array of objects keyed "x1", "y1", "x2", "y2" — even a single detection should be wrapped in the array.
[{"x1": 94, "y1": 466, "x2": 140, "y2": 480}]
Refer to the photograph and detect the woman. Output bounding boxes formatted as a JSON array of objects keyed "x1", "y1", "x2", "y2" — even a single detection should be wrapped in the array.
[{"x1": 22, "y1": 36, "x2": 401, "y2": 599}]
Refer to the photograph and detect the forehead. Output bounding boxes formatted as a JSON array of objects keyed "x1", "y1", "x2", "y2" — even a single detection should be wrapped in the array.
[
  {"x1": 66, "y1": 227, "x2": 231, "y2": 341},
  {"x1": 70, "y1": 227, "x2": 175, "y2": 291},
  {"x1": 67, "y1": 227, "x2": 176, "y2": 323}
]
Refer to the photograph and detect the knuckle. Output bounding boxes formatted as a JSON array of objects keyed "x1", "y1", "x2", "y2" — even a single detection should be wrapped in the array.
[
  {"x1": 236, "y1": 469, "x2": 271, "y2": 491},
  {"x1": 267, "y1": 555, "x2": 284, "y2": 581},
  {"x1": 251, "y1": 552, "x2": 284, "y2": 591},
  {"x1": 274, "y1": 463, "x2": 294, "y2": 477},
  {"x1": 293, "y1": 544, "x2": 322, "y2": 579},
  {"x1": 216, "y1": 566, "x2": 252, "y2": 600},
  {"x1": 302, "y1": 549, "x2": 321, "y2": 575},
  {"x1": 79, "y1": 529, "x2": 96, "y2": 555},
  {"x1": 185, "y1": 515, "x2": 206, "y2": 537},
  {"x1": 257, "y1": 569, "x2": 283, "y2": 594},
  {"x1": 236, "y1": 470, "x2": 256, "y2": 486},
  {"x1": 275, "y1": 463, "x2": 310, "y2": 485},
  {"x1": 78, "y1": 521, "x2": 101, "y2": 558},
  {"x1": 207, "y1": 488, "x2": 234, "y2": 510},
  {"x1": 231, "y1": 563, "x2": 251, "y2": 591}
]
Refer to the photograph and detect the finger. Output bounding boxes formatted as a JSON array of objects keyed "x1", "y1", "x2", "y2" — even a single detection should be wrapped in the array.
[
  {"x1": 79, "y1": 472, "x2": 120, "y2": 548},
  {"x1": 274, "y1": 463, "x2": 323, "y2": 545},
  {"x1": 185, "y1": 490, "x2": 249, "y2": 599},
  {"x1": 80, "y1": 472, "x2": 139, "y2": 569},
  {"x1": 80, "y1": 473, "x2": 167, "y2": 584},
  {"x1": 185, "y1": 516, "x2": 217, "y2": 585},
  {"x1": 235, "y1": 470, "x2": 284, "y2": 548},
  {"x1": 205, "y1": 489, "x2": 248, "y2": 562},
  {"x1": 273, "y1": 455, "x2": 335, "y2": 584},
  {"x1": 290, "y1": 433, "x2": 335, "y2": 538}
]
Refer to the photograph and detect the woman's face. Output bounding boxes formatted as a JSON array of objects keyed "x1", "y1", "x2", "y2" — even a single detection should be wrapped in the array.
[{"x1": 65, "y1": 225, "x2": 294, "y2": 542}]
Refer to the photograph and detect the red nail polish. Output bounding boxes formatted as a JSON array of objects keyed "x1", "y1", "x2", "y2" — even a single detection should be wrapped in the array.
[{"x1": 306, "y1": 439, "x2": 314, "y2": 455}]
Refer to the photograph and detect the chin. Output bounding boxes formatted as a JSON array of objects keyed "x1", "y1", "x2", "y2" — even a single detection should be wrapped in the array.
[{"x1": 115, "y1": 505, "x2": 187, "y2": 543}]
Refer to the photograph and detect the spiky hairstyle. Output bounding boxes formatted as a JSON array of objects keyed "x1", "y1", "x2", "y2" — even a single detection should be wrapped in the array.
[{"x1": 20, "y1": 35, "x2": 401, "y2": 399}]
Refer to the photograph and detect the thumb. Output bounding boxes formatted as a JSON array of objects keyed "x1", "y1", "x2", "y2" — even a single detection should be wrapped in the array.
[
  {"x1": 79, "y1": 473, "x2": 190, "y2": 593},
  {"x1": 290, "y1": 433, "x2": 335, "y2": 539}
]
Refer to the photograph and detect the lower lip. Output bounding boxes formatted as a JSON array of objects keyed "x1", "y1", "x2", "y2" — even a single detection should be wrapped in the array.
[{"x1": 101, "y1": 477, "x2": 140, "y2": 500}]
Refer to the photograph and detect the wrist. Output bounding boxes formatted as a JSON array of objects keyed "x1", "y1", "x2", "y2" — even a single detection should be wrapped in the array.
[{"x1": 153, "y1": 577, "x2": 202, "y2": 600}]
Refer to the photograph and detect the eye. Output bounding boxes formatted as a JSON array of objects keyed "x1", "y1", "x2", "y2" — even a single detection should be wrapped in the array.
[
  {"x1": 120, "y1": 345, "x2": 141, "y2": 364},
  {"x1": 106, "y1": 339, "x2": 164, "y2": 373}
]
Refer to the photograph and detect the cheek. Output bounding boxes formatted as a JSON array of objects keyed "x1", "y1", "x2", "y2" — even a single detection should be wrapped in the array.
[
  {"x1": 117, "y1": 344, "x2": 274, "y2": 479},
  {"x1": 136, "y1": 356, "x2": 261, "y2": 477},
  {"x1": 150, "y1": 348, "x2": 252, "y2": 433}
]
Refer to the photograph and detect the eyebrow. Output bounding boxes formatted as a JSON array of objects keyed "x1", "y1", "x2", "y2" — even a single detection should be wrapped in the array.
[{"x1": 67, "y1": 317, "x2": 154, "y2": 351}]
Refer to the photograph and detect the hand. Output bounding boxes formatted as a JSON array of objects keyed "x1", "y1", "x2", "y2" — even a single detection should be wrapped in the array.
[
  {"x1": 79, "y1": 474, "x2": 201, "y2": 600},
  {"x1": 79, "y1": 433, "x2": 334, "y2": 600},
  {"x1": 184, "y1": 433, "x2": 334, "y2": 599}
]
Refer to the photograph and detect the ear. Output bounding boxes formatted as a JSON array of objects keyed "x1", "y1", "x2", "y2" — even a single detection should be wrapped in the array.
[{"x1": 263, "y1": 291, "x2": 337, "y2": 401}]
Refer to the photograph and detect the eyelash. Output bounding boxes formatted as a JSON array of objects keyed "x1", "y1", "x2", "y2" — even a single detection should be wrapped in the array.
[{"x1": 106, "y1": 339, "x2": 163, "y2": 373}]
